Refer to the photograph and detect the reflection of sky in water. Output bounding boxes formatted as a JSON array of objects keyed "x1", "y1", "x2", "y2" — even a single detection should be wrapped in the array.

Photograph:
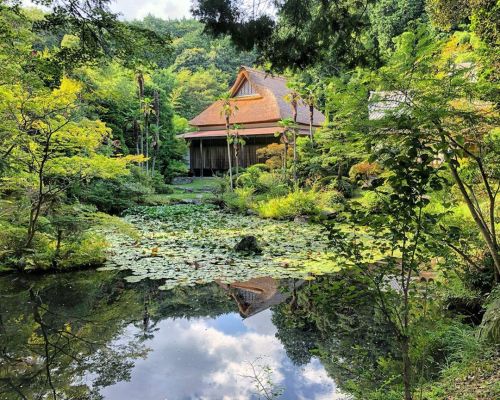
[{"x1": 100, "y1": 309, "x2": 344, "y2": 399}]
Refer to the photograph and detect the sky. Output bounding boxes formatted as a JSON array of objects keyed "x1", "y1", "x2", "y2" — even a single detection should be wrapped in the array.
[
  {"x1": 109, "y1": 0, "x2": 193, "y2": 21},
  {"x1": 23, "y1": 0, "x2": 194, "y2": 21}
]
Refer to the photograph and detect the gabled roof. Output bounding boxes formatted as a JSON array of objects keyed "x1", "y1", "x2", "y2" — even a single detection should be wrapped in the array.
[{"x1": 189, "y1": 66, "x2": 326, "y2": 127}]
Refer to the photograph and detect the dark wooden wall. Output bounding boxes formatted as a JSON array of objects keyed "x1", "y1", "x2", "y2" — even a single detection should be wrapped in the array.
[{"x1": 189, "y1": 136, "x2": 278, "y2": 175}]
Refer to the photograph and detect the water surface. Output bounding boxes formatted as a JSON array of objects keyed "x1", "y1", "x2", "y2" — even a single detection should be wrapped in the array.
[{"x1": 0, "y1": 271, "x2": 353, "y2": 399}]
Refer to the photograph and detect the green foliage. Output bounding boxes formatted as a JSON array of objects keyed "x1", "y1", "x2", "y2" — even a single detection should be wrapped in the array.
[
  {"x1": 368, "y1": 0, "x2": 427, "y2": 57},
  {"x1": 223, "y1": 187, "x2": 255, "y2": 212},
  {"x1": 479, "y1": 287, "x2": 500, "y2": 343},
  {"x1": 329, "y1": 177, "x2": 354, "y2": 198},
  {"x1": 317, "y1": 189, "x2": 345, "y2": 209},
  {"x1": 256, "y1": 190, "x2": 319, "y2": 219},
  {"x1": 71, "y1": 167, "x2": 157, "y2": 214}
]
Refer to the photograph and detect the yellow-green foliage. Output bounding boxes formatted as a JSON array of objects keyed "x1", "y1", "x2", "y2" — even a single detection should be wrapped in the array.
[
  {"x1": 0, "y1": 222, "x2": 27, "y2": 259},
  {"x1": 54, "y1": 233, "x2": 107, "y2": 269},
  {"x1": 353, "y1": 190, "x2": 384, "y2": 212},
  {"x1": 223, "y1": 187, "x2": 255, "y2": 212},
  {"x1": 94, "y1": 213, "x2": 141, "y2": 241},
  {"x1": 256, "y1": 190, "x2": 319, "y2": 219},
  {"x1": 0, "y1": 218, "x2": 109, "y2": 271},
  {"x1": 317, "y1": 189, "x2": 345, "y2": 210},
  {"x1": 256, "y1": 172, "x2": 289, "y2": 197}
]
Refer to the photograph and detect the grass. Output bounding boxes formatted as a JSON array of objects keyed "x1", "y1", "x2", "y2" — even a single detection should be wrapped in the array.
[{"x1": 422, "y1": 347, "x2": 500, "y2": 400}]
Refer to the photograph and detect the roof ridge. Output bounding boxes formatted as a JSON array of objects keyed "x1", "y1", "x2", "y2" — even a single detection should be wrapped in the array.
[{"x1": 241, "y1": 66, "x2": 287, "y2": 80}]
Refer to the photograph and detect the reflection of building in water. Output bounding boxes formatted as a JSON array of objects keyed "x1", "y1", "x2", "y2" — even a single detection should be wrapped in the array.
[{"x1": 217, "y1": 277, "x2": 291, "y2": 319}]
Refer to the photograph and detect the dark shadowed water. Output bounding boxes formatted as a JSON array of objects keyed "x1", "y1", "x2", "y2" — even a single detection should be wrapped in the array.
[{"x1": 0, "y1": 271, "x2": 364, "y2": 400}]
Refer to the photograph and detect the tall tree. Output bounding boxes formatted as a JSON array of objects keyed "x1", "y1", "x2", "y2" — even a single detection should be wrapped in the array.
[{"x1": 219, "y1": 92, "x2": 237, "y2": 189}]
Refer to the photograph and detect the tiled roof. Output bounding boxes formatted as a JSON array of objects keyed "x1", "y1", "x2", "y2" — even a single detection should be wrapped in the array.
[{"x1": 189, "y1": 66, "x2": 326, "y2": 127}]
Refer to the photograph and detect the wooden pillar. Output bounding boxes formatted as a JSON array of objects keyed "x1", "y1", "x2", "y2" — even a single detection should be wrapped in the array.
[{"x1": 200, "y1": 138, "x2": 204, "y2": 177}]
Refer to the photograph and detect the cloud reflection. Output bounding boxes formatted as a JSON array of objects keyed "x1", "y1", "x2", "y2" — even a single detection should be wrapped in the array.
[{"x1": 100, "y1": 310, "x2": 340, "y2": 399}]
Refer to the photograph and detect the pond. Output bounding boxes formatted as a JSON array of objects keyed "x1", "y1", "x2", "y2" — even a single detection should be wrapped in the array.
[
  {"x1": 0, "y1": 271, "x2": 355, "y2": 399},
  {"x1": 0, "y1": 205, "x2": 393, "y2": 399}
]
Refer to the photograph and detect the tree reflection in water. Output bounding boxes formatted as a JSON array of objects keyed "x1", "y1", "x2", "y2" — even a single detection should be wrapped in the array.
[
  {"x1": 273, "y1": 272, "x2": 401, "y2": 398},
  {"x1": 0, "y1": 270, "x2": 249, "y2": 399},
  {"x1": 0, "y1": 269, "x2": 397, "y2": 399}
]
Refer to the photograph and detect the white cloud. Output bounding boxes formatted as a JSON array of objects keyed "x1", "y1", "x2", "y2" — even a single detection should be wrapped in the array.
[
  {"x1": 110, "y1": 0, "x2": 193, "y2": 21},
  {"x1": 22, "y1": 0, "x2": 193, "y2": 21},
  {"x1": 99, "y1": 313, "x2": 344, "y2": 399}
]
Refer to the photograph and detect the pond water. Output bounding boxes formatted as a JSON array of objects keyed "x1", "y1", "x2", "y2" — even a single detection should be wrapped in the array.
[
  {"x1": 1, "y1": 205, "x2": 393, "y2": 399},
  {"x1": 0, "y1": 271, "x2": 352, "y2": 399}
]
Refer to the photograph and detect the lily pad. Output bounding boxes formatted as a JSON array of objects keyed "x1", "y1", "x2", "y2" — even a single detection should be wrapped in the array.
[{"x1": 106, "y1": 204, "x2": 344, "y2": 289}]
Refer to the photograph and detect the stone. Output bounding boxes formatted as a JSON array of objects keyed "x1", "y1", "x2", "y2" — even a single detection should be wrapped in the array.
[
  {"x1": 294, "y1": 215, "x2": 310, "y2": 224},
  {"x1": 234, "y1": 235, "x2": 262, "y2": 253},
  {"x1": 171, "y1": 176, "x2": 194, "y2": 185}
]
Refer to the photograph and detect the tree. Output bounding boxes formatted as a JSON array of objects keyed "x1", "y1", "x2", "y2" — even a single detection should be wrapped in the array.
[
  {"x1": 368, "y1": 0, "x2": 426, "y2": 57},
  {"x1": 0, "y1": 76, "x2": 142, "y2": 252},
  {"x1": 284, "y1": 92, "x2": 300, "y2": 184},
  {"x1": 27, "y1": 0, "x2": 171, "y2": 69},
  {"x1": 219, "y1": 92, "x2": 238, "y2": 189},
  {"x1": 369, "y1": 27, "x2": 500, "y2": 279},
  {"x1": 328, "y1": 134, "x2": 447, "y2": 400},
  {"x1": 231, "y1": 123, "x2": 245, "y2": 176},
  {"x1": 174, "y1": 67, "x2": 228, "y2": 120},
  {"x1": 276, "y1": 118, "x2": 296, "y2": 178},
  {"x1": 192, "y1": 0, "x2": 380, "y2": 71}
]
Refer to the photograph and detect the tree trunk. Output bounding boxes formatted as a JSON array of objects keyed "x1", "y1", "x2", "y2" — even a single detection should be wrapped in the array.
[
  {"x1": 145, "y1": 114, "x2": 149, "y2": 174},
  {"x1": 226, "y1": 117, "x2": 233, "y2": 190},
  {"x1": 152, "y1": 90, "x2": 160, "y2": 175},
  {"x1": 134, "y1": 120, "x2": 140, "y2": 156},
  {"x1": 449, "y1": 162, "x2": 500, "y2": 278},
  {"x1": 309, "y1": 104, "x2": 314, "y2": 144},
  {"x1": 401, "y1": 336, "x2": 413, "y2": 400},
  {"x1": 292, "y1": 100, "x2": 298, "y2": 184},
  {"x1": 292, "y1": 129, "x2": 297, "y2": 183},
  {"x1": 234, "y1": 132, "x2": 240, "y2": 176},
  {"x1": 283, "y1": 136, "x2": 288, "y2": 178},
  {"x1": 137, "y1": 72, "x2": 145, "y2": 168},
  {"x1": 25, "y1": 137, "x2": 51, "y2": 249}
]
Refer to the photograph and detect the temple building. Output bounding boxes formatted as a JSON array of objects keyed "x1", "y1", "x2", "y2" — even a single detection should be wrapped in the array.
[{"x1": 182, "y1": 66, "x2": 325, "y2": 176}]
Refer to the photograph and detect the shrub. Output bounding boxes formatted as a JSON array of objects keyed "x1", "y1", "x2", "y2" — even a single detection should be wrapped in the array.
[
  {"x1": 256, "y1": 143, "x2": 290, "y2": 170},
  {"x1": 328, "y1": 177, "x2": 354, "y2": 198},
  {"x1": 318, "y1": 189, "x2": 345, "y2": 209},
  {"x1": 354, "y1": 190, "x2": 386, "y2": 213},
  {"x1": 236, "y1": 165, "x2": 263, "y2": 188},
  {"x1": 151, "y1": 172, "x2": 174, "y2": 194},
  {"x1": 54, "y1": 232, "x2": 107, "y2": 269},
  {"x1": 349, "y1": 161, "x2": 382, "y2": 183},
  {"x1": 223, "y1": 187, "x2": 255, "y2": 212},
  {"x1": 236, "y1": 166, "x2": 289, "y2": 197},
  {"x1": 256, "y1": 190, "x2": 319, "y2": 219},
  {"x1": 161, "y1": 159, "x2": 189, "y2": 183},
  {"x1": 72, "y1": 167, "x2": 155, "y2": 214},
  {"x1": 0, "y1": 222, "x2": 26, "y2": 257},
  {"x1": 256, "y1": 172, "x2": 289, "y2": 196}
]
